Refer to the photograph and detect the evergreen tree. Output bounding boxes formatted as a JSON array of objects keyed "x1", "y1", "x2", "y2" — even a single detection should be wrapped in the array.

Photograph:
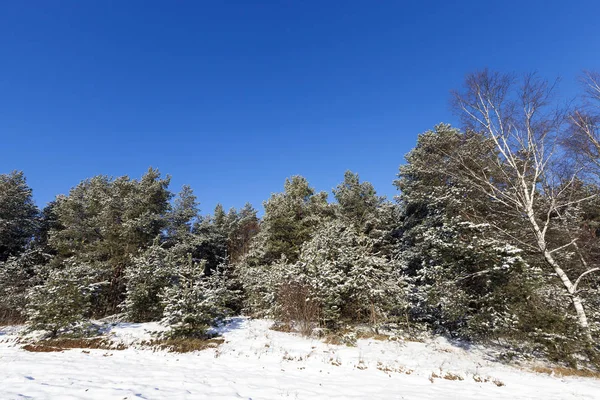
[
  {"x1": 395, "y1": 124, "x2": 562, "y2": 340},
  {"x1": 285, "y1": 220, "x2": 405, "y2": 328},
  {"x1": 193, "y1": 210, "x2": 228, "y2": 274},
  {"x1": 166, "y1": 185, "x2": 199, "y2": 244},
  {"x1": 0, "y1": 249, "x2": 47, "y2": 323},
  {"x1": 123, "y1": 241, "x2": 177, "y2": 322},
  {"x1": 238, "y1": 176, "x2": 332, "y2": 315},
  {"x1": 333, "y1": 171, "x2": 384, "y2": 231},
  {"x1": 161, "y1": 256, "x2": 233, "y2": 338},
  {"x1": 0, "y1": 171, "x2": 39, "y2": 262},
  {"x1": 257, "y1": 175, "x2": 332, "y2": 264},
  {"x1": 46, "y1": 168, "x2": 172, "y2": 316},
  {"x1": 225, "y1": 203, "x2": 259, "y2": 263},
  {"x1": 26, "y1": 259, "x2": 99, "y2": 337}
]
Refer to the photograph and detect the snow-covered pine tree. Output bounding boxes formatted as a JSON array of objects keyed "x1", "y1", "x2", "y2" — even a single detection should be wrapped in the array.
[
  {"x1": 165, "y1": 185, "x2": 199, "y2": 245},
  {"x1": 333, "y1": 171, "x2": 384, "y2": 232},
  {"x1": 123, "y1": 241, "x2": 177, "y2": 322},
  {"x1": 396, "y1": 124, "x2": 541, "y2": 339},
  {"x1": 282, "y1": 220, "x2": 406, "y2": 329},
  {"x1": 0, "y1": 249, "x2": 47, "y2": 323},
  {"x1": 26, "y1": 258, "x2": 100, "y2": 337},
  {"x1": 161, "y1": 255, "x2": 233, "y2": 338},
  {"x1": 0, "y1": 171, "x2": 39, "y2": 262},
  {"x1": 46, "y1": 168, "x2": 173, "y2": 317},
  {"x1": 237, "y1": 176, "x2": 333, "y2": 316}
]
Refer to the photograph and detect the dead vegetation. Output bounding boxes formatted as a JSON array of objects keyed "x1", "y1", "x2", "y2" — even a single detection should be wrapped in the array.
[
  {"x1": 376, "y1": 362, "x2": 413, "y2": 375},
  {"x1": 443, "y1": 371, "x2": 464, "y2": 381},
  {"x1": 22, "y1": 337, "x2": 126, "y2": 352},
  {"x1": 531, "y1": 366, "x2": 600, "y2": 379},
  {"x1": 428, "y1": 369, "x2": 504, "y2": 386},
  {"x1": 141, "y1": 337, "x2": 225, "y2": 353},
  {"x1": 472, "y1": 374, "x2": 505, "y2": 387},
  {"x1": 270, "y1": 322, "x2": 294, "y2": 333},
  {"x1": 277, "y1": 282, "x2": 320, "y2": 337},
  {"x1": 21, "y1": 335, "x2": 225, "y2": 354},
  {"x1": 356, "y1": 331, "x2": 392, "y2": 341}
]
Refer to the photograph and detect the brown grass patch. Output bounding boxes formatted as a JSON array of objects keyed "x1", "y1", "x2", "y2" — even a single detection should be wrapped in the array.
[
  {"x1": 144, "y1": 337, "x2": 225, "y2": 353},
  {"x1": 531, "y1": 366, "x2": 600, "y2": 379},
  {"x1": 472, "y1": 374, "x2": 505, "y2": 387},
  {"x1": 493, "y1": 378, "x2": 505, "y2": 387},
  {"x1": 323, "y1": 334, "x2": 344, "y2": 345},
  {"x1": 357, "y1": 332, "x2": 391, "y2": 341},
  {"x1": 22, "y1": 337, "x2": 126, "y2": 352},
  {"x1": 270, "y1": 322, "x2": 294, "y2": 333},
  {"x1": 22, "y1": 344, "x2": 64, "y2": 352},
  {"x1": 443, "y1": 372, "x2": 464, "y2": 381},
  {"x1": 376, "y1": 362, "x2": 413, "y2": 375}
]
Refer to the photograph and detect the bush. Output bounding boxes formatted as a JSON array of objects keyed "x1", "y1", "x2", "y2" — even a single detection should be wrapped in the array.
[
  {"x1": 277, "y1": 282, "x2": 320, "y2": 336},
  {"x1": 123, "y1": 244, "x2": 176, "y2": 322},
  {"x1": 26, "y1": 260, "x2": 96, "y2": 337},
  {"x1": 161, "y1": 261, "x2": 233, "y2": 338}
]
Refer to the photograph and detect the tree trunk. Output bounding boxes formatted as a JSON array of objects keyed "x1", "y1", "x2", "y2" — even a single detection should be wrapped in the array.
[
  {"x1": 526, "y1": 206, "x2": 593, "y2": 341},
  {"x1": 543, "y1": 250, "x2": 593, "y2": 341}
]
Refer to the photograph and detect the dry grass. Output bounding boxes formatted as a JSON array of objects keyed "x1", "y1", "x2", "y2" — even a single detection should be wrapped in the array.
[
  {"x1": 329, "y1": 357, "x2": 342, "y2": 366},
  {"x1": 356, "y1": 331, "x2": 391, "y2": 341},
  {"x1": 492, "y1": 378, "x2": 505, "y2": 387},
  {"x1": 22, "y1": 337, "x2": 126, "y2": 352},
  {"x1": 429, "y1": 369, "x2": 468, "y2": 384},
  {"x1": 355, "y1": 360, "x2": 368, "y2": 370},
  {"x1": 322, "y1": 328, "x2": 358, "y2": 347},
  {"x1": 22, "y1": 336, "x2": 225, "y2": 354},
  {"x1": 323, "y1": 334, "x2": 344, "y2": 346},
  {"x1": 472, "y1": 374, "x2": 505, "y2": 387},
  {"x1": 443, "y1": 372, "x2": 464, "y2": 381},
  {"x1": 403, "y1": 336, "x2": 426, "y2": 343},
  {"x1": 531, "y1": 366, "x2": 600, "y2": 379},
  {"x1": 270, "y1": 322, "x2": 294, "y2": 333},
  {"x1": 22, "y1": 344, "x2": 64, "y2": 352},
  {"x1": 376, "y1": 362, "x2": 413, "y2": 375},
  {"x1": 143, "y1": 337, "x2": 225, "y2": 353}
]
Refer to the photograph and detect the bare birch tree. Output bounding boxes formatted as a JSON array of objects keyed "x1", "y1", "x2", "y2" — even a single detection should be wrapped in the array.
[
  {"x1": 452, "y1": 70, "x2": 599, "y2": 341},
  {"x1": 568, "y1": 71, "x2": 600, "y2": 179}
]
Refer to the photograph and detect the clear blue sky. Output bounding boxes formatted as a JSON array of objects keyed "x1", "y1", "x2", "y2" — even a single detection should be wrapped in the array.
[{"x1": 1, "y1": 1, "x2": 599, "y2": 214}]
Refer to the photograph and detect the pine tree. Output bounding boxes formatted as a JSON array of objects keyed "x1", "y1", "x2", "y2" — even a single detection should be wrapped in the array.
[
  {"x1": 0, "y1": 249, "x2": 47, "y2": 323},
  {"x1": 237, "y1": 176, "x2": 333, "y2": 315},
  {"x1": 46, "y1": 168, "x2": 173, "y2": 316},
  {"x1": 161, "y1": 256, "x2": 233, "y2": 338},
  {"x1": 396, "y1": 124, "x2": 556, "y2": 339},
  {"x1": 123, "y1": 241, "x2": 177, "y2": 322},
  {"x1": 284, "y1": 220, "x2": 405, "y2": 328},
  {"x1": 225, "y1": 203, "x2": 259, "y2": 263},
  {"x1": 192, "y1": 211, "x2": 228, "y2": 274},
  {"x1": 333, "y1": 171, "x2": 384, "y2": 231},
  {"x1": 166, "y1": 185, "x2": 199, "y2": 244},
  {"x1": 26, "y1": 259, "x2": 99, "y2": 337},
  {"x1": 257, "y1": 175, "x2": 332, "y2": 264},
  {"x1": 0, "y1": 171, "x2": 39, "y2": 262}
]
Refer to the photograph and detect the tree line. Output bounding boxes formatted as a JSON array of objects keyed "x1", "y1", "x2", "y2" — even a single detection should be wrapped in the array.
[{"x1": 1, "y1": 70, "x2": 599, "y2": 366}]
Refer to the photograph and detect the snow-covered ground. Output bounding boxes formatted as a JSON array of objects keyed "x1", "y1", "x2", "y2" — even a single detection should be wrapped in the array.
[{"x1": 1, "y1": 318, "x2": 598, "y2": 399}]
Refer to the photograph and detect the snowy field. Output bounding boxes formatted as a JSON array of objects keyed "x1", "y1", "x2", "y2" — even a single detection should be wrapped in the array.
[{"x1": 1, "y1": 318, "x2": 599, "y2": 399}]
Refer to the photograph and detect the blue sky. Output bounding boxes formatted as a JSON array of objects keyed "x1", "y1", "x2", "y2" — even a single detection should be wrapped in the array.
[{"x1": 1, "y1": 1, "x2": 599, "y2": 214}]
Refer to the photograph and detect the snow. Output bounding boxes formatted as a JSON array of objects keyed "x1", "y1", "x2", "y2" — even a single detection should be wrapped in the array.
[
  {"x1": 1, "y1": 318, "x2": 599, "y2": 399},
  {"x1": 107, "y1": 321, "x2": 168, "y2": 347}
]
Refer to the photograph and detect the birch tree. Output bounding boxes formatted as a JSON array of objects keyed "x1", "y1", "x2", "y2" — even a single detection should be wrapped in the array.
[
  {"x1": 452, "y1": 70, "x2": 599, "y2": 341},
  {"x1": 568, "y1": 71, "x2": 600, "y2": 179}
]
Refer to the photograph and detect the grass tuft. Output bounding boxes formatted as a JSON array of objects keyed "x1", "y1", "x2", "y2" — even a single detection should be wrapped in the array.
[{"x1": 531, "y1": 366, "x2": 600, "y2": 379}]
